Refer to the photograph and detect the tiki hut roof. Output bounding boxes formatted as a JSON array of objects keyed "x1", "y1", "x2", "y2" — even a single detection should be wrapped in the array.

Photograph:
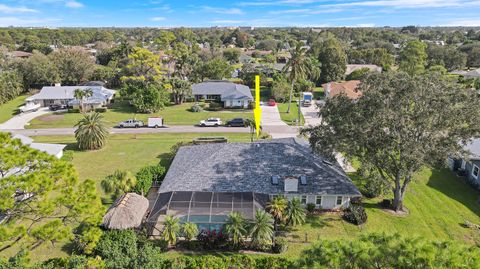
[{"x1": 102, "y1": 193, "x2": 149, "y2": 230}]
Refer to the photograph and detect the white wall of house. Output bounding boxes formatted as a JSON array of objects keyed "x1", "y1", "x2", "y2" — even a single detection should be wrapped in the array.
[
  {"x1": 224, "y1": 99, "x2": 249, "y2": 108},
  {"x1": 279, "y1": 194, "x2": 352, "y2": 210}
]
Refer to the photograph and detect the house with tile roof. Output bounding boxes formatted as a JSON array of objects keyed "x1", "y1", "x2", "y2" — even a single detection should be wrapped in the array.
[{"x1": 322, "y1": 80, "x2": 362, "y2": 100}]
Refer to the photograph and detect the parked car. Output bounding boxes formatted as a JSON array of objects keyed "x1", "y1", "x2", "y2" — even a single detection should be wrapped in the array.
[
  {"x1": 49, "y1": 104, "x2": 66, "y2": 111},
  {"x1": 226, "y1": 118, "x2": 248, "y2": 127},
  {"x1": 199, "y1": 118, "x2": 222, "y2": 127},
  {"x1": 268, "y1": 99, "x2": 276, "y2": 106},
  {"x1": 147, "y1": 117, "x2": 163, "y2": 128},
  {"x1": 118, "y1": 119, "x2": 144, "y2": 128}
]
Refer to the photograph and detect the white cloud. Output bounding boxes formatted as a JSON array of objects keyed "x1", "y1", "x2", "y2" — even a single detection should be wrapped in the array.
[
  {"x1": 202, "y1": 6, "x2": 244, "y2": 15},
  {"x1": 151, "y1": 17, "x2": 166, "y2": 21},
  {"x1": 355, "y1": 23, "x2": 375, "y2": 27},
  {"x1": 0, "y1": 4, "x2": 37, "y2": 14},
  {"x1": 65, "y1": 1, "x2": 84, "y2": 8},
  {"x1": 0, "y1": 16, "x2": 61, "y2": 26},
  {"x1": 269, "y1": 7, "x2": 343, "y2": 14},
  {"x1": 320, "y1": 0, "x2": 464, "y2": 9},
  {"x1": 211, "y1": 19, "x2": 246, "y2": 24},
  {"x1": 442, "y1": 19, "x2": 480, "y2": 26}
]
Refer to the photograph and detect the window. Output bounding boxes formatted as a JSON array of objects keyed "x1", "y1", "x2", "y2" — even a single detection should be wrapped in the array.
[
  {"x1": 336, "y1": 196, "x2": 343, "y2": 206},
  {"x1": 301, "y1": 195, "x2": 307, "y2": 204},
  {"x1": 473, "y1": 165, "x2": 479, "y2": 179},
  {"x1": 315, "y1": 196, "x2": 322, "y2": 206},
  {"x1": 461, "y1": 160, "x2": 466, "y2": 170}
]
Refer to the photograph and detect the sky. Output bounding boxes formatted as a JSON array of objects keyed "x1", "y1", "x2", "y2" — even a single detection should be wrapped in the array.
[{"x1": 1, "y1": 0, "x2": 480, "y2": 28}]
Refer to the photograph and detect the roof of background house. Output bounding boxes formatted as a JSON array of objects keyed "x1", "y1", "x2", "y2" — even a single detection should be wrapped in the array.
[
  {"x1": 158, "y1": 138, "x2": 361, "y2": 196},
  {"x1": 464, "y1": 139, "x2": 480, "y2": 160},
  {"x1": 322, "y1": 80, "x2": 362, "y2": 99},
  {"x1": 464, "y1": 68, "x2": 480, "y2": 78},
  {"x1": 192, "y1": 80, "x2": 253, "y2": 101},
  {"x1": 12, "y1": 134, "x2": 65, "y2": 158},
  {"x1": 26, "y1": 86, "x2": 115, "y2": 104},
  {"x1": 9, "y1": 51, "x2": 33, "y2": 58},
  {"x1": 345, "y1": 64, "x2": 382, "y2": 75}
]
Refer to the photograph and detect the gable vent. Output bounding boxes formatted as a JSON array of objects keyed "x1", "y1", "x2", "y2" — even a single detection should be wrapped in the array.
[
  {"x1": 271, "y1": 176, "x2": 279, "y2": 185},
  {"x1": 300, "y1": 175, "x2": 307, "y2": 185}
]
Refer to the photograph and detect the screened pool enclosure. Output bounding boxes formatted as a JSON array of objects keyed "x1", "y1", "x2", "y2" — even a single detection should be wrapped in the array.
[{"x1": 147, "y1": 191, "x2": 270, "y2": 235}]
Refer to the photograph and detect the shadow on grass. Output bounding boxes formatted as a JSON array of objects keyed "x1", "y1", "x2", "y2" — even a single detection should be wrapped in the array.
[
  {"x1": 426, "y1": 168, "x2": 480, "y2": 216},
  {"x1": 306, "y1": 215, "x2": 335, "y2": 229},
  {"x1": 108, "y1": 100, "x2": 136, "y2": 114}
]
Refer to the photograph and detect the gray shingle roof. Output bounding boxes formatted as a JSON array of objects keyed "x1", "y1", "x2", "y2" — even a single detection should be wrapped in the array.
[
  {"x1": 26, "y1": 86, "x2": 115, "y2": 104},
  {"x1": 192, "y1": 80, "x2": 253, "y2": 101},
  {"x1": 159, "y1": 138, "x2": 361, "y2": 196}
]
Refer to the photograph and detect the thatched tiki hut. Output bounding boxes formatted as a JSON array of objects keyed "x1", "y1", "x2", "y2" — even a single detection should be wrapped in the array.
[{"x1": 102, "y1": 193, "x2": 149, "y2": 230}]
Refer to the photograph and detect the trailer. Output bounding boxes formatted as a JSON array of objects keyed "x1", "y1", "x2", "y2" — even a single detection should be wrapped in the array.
[
  {"x1": 302, "y1": 92, "x2": 313, "y2": 107},
  {"x1": 148, "y1": 117, "x2": 164, "y2": 128}
]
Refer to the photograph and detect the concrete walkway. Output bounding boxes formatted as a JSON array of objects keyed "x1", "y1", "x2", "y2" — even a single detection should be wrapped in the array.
[
  {"x1": 0, "y1": 108, "x2": 50, "y2": 130},
  {"x1": 260, "y1": 105, "x2": 298, "y2": 138},
  {"x1": 300, "y1": 103, "x2": 322, "y2": 127},
  {"x1": 2, "y1": 125, "x2": 251, "y2": 136}
]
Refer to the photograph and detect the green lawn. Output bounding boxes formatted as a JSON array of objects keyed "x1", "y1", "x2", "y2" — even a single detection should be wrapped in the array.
[
  {"x1": 277, "y1": 102, "x2": 304, "y2": 126},
  {"x1": 28, "y1": 101, "x2": 253, "y2": 129},
  {"x1": 313, "y1": 87, "x2": 324, "y2": 100},
  {"x1": 283, "y1": 167, "x2": 480, "y2": 258},
  {"x1": 0, "y1": 95, "x2": 27, "y2": 123}
]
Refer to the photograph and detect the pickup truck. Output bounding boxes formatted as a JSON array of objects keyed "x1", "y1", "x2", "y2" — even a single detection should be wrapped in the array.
[
  {"x1": 199, "y1": 118, "x2": 222, "y2": 127},
  {"x1": 118, "y1": 119, "x2": 144, "y2": 128}
]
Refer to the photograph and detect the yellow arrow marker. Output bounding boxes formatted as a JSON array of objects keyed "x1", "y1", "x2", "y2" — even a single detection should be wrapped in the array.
[{"x1": 254, "y1": 75, "x2": 261, "y2": 138}]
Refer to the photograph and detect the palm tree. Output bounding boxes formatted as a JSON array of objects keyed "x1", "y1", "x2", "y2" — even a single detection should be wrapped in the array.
[
  {"x1": 182, "y1": 222, "x2": 198, "y2": 241},
  {"x1": 74, "y1": 88, "x2": 93, "y2": 112},
  {"x1": 224, "y1": 211, "x2": 247, "y2": 247},
  {"x1": 74, "y1": 112, "x2": 109, "y2": 150},
  {"x1": 162, "y1": 215, "x2": 180, "y2": 247},
  {"x1": 245, "y1": 118, "x2": 261, "y2": 142},
  {"x1": 100, "y1": 170, "x2": 137, "y2": 199},
  {"x1": 285, "y1": 198, "x2": 306, "y2": 227},
  {"x1": 266, "y1": 196, "x2": 288, "y2": 231},
  {"x1": 249, "y1": 210, "x2": 274, "y2": 247}
]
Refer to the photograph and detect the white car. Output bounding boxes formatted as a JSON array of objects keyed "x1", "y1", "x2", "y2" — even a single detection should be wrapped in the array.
[
  {"x1": 199, "y1": 118, "x2": 222, "y2": 127},
  {"x1": 118, "y1": 119, "x2": 144, "y2": 128}
]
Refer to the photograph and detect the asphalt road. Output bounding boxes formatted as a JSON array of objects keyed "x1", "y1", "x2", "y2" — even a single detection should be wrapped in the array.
[{"x1": 2, "y1": 125, "x2": 251, "y2": 136}]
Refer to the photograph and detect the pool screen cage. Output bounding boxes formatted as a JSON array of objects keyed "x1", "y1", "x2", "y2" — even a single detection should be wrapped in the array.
[{"x1": 146, "y1": 191, "x2": 270, "y2": 235}]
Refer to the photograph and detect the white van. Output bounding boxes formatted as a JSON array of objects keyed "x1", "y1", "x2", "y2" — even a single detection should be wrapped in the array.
[{"x1": 148, "y1": 117, "x2": 163, "y2": 128}]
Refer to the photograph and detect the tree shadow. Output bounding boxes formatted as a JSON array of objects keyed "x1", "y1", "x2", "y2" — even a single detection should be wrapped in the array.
[
  {"x1": 426, "y1": 168, "x2": 480, "y2": 216},
  {"x1": 305, "y1": 215, "x2": 335, "y2": 229},
  {"x1": 108, "y1": 100, "x2": 136, "y2": 114}
]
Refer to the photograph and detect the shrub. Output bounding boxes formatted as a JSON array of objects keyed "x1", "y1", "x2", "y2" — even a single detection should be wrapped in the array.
[
  {"x1": 343, "y1": 204, "x2": 367, "y2": 225},
  {"x1": 68, "y1": 108, "x2": 80, "y2": 113},
  {"x1": 207, "y1": 102, "x2": 222, "y2": 111},
  {"x1": 94, "y1": 107, "x2": 107, "y2": 113},
  {"x1": 134, "y1": 165, "x2": 165, "y2": 195},
  {"x1": 306, "y1": 203, "x2": 316, "y2": 214},
  {"x1": 61, "y1": 150, "x2": 74, "y2": 162},
  {"x1": 272, "y1": 237, "x2": 288, "y2": 253},
  {"x1": 197, "y1": 229, "x2": 227, "y2": 250},
  {"x1": 190, "y1": 103, "x2": 203, "y2": 112}
]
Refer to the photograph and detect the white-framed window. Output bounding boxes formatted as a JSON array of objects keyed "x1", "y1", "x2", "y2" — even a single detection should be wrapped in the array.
[
  {"x1": 473, "y1": 165, "x2": 479, "y2": 179},
  {"x1": 315, "y1": 196, "x2": 322, "y2": 206},
  {"x1": 336, "y1": 196, "x2": 343, "y2": 206},
  {"x1": 300, "y1": 195, "x2": 307, "y2": 204},
  {"x1": 461, "y1": 160, "x2": 466, "y2": 170}
]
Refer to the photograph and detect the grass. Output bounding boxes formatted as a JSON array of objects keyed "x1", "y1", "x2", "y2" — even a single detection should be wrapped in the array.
[
  {"x1": 0, "y1": 95, "x2": 27, "y2": 123},
  {"x1": 28, "y1": 101, "x2": 253, "y2": 129},
  {"x1": 277, "y1": 102, "x2": 304, "y2": 126},
  {"x1": 283, "y1": 167, "x2": 480, "y2": 258},
  {"x1": 312, "y1": 87, "x2": 324, "y2": 100}
]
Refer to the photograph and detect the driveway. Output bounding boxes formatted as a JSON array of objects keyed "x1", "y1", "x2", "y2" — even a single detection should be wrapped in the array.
[
  {"x1": 3, "y1": 125, "x2": 251, "y2": 136},
  {"x1": 0, "y1": 108, "x2": 50, "y2": 130},
  {"x1": 300, "y1": 103, "x2": 322, "y2": 126},
  {"x1": 260, "y1": 105, "x2": 298, "y2": 138}
]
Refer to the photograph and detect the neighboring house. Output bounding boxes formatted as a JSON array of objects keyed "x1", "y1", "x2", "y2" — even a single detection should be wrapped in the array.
[
  {"x1": 345, "y1": 64, "x2": 382, "y2": 76},
  {"x1": 25, "y1": 85, "x2": 115, "y2": 111},
  {"x1": 449, "y1": 139, "x2": 480, "y2": 189},
  {"x1": 13, "y1": 134, "x2": 66, "y2": 159},
  {"x1": 146, "y1": 138, "x2": 361, "y2": 233},
  {"x1": 322, "y1": 80, "x2": 362, "y2": 99},
  {"x1": 239, "y1": 54, "x2": 254, "y2": 64},
  {"x1": 8, "y1": 51, "x2": 33, "y2": 58},
  {"x1": 450, "y1": 68, "x2": 480, "y2": 79},
  {"x1": 192, "y1": 80, "x2": 253, "y2": 108}
]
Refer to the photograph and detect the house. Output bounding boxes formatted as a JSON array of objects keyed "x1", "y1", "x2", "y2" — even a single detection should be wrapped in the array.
[
  {"x1": 146, "y1": 138, "x2": 361, "y2": 233},
  {"x1": 13, "y1": 134, "x2": 66, "y2": 159},
  {"x1": 8, "y1": 51, "x2": 33, "y2": 58},
  {"x1": 345, "y1": 64, "x2": 382, "y2": 76},
  {"x1": 192, "y1": 80, "x2": 253, "y2": 108},
  {"x1": 449, "y1": 139, "x2": 480, "y2": 189},
  {"x1": 25, "y1": 85, "x2": 115, "y2": 111},
  {"x1": 322, "y1": 80, "x2": 362, "y2": 99},
  {"x1": 239, "y1": 54, "x2": 254, "y2": 64},
  {"x1": 463, "y1": 68, "x2": 480, "y2": 79}
]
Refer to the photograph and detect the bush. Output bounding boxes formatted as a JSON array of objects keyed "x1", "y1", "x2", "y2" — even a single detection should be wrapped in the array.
[
  {"x1": 94, "y1": 107, "x2": 107, "y2": 113},
  {"x1": 134, "y1": 165, "x2": 166, "y2": 195},
  {"x1": 306, "y1": 203, "x2": 316, "y2": 214},
  {"x1": 207, "y1": 102, "x2": 222, "y2": 111},
  {"x1": 343, "y1": 204, "x2": 368, "y2": 225},
  {"x1": 61, "y1": 150, "x2": 74, "y2": 162},
  {"x1": 190, "y1": 103, "x2": 203, "y2": 112},
  {"x1": 197, "y1": 229, "x2": 227, "y2": 250},
  {"x1": 272, "y1": 237, "x2": 288, "y2": 253},
  {"x1": 68, "y1": 108, "x2": 80, "y2": 113}
]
